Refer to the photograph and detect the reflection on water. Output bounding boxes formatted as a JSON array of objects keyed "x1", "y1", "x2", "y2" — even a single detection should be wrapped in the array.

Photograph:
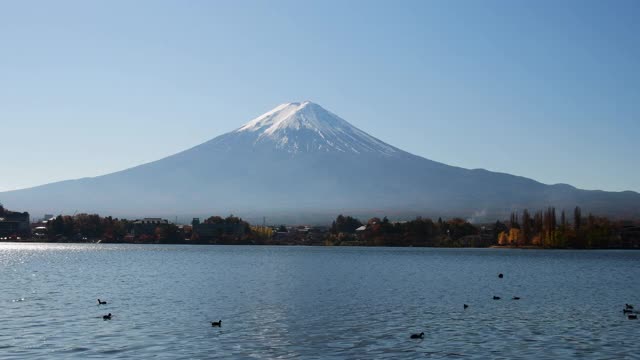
[{"x1": 0, "y1": 244, "x2": 638, "y2": 359}]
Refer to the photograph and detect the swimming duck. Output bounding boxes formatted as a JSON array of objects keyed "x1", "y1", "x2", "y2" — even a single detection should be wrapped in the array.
[
  {"x1": 498, "y1": 273, "x2": 504, "y2": 279},
  {"x1": 626, "y1": 304, "x2": 634, "y2": 310},
  {"x1": 493, "y1": 296, "x2": 501, "y2": 300},
  {"x1": 103, "y1": 313, "x2": 112, "y2": 320},
  {"x1": 98, "y1": 299, "x2": 107, "y2": 305},
  {"x1": 623, "y1": 309, "x2": 633, "y2": 314},
  {"x1": 512, "y1": 297, "x2": 521, "y2": 300},
  {"x1": 211, "y1": 320, "x2": 222, "y2": 327},
  {"x1": 410, "y1": 332, "x2": 424, "y2": 339},
  {"x1": 464, "y1": 304, "x2": 469, "y2": 309},
  {"x1": 629, "y1": 314, "x2": 638, "y2": 320}
]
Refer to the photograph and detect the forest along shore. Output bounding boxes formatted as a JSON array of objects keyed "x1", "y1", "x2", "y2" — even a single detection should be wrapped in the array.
[{"x1": 2, "y1": 205, "x2": 639, "y2": 249}]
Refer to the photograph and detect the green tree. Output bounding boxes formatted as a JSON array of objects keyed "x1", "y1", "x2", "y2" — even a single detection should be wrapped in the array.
[
  {"x1": 574, "y1": 206, "x2": 582, "y2": 232},
  {"x1": 521, "y1": 209, "x2": 531, "y2": 245},
  {"x1": 330, "y1": 215, "x2": 363, "y2": 234}
]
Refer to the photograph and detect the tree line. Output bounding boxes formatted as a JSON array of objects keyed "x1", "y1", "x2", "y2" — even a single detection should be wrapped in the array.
[
  {"x1": 327, "y1": 215, "x2": 489, "y2": 247},
  {"x1": 44, "y1": 213, "x2": 260, "y2": 244},
  {"x1": 497, "y1": 206, "x2": 637, "y2": 248},
  {"x1": 327, "y1": 207, "x2": 640, "y2": 248},
  {"x1": 21, "y1": 207, "x2": 640, "y2": 248},
  {"x1": 47, "y1": 214, "x2": 133, "y2": 241}
]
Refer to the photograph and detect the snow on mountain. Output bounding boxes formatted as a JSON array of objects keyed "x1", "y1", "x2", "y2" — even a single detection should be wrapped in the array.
[{"x1": 235, "y1": 101, "x2": 398, "y2": 155}]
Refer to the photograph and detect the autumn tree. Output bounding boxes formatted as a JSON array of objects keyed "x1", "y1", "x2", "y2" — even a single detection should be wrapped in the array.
[
  {"x1": 508, "y1": 228, "x2": 521, "y2": 245},
  {"x1": 498, "y1": 231, "x2": 509, "y2": 245}
]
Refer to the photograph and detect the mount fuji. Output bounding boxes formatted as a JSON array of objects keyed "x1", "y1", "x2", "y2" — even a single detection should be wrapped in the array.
[{"x1": 1, "y1": 101, "x2": 638, "y2": 222}]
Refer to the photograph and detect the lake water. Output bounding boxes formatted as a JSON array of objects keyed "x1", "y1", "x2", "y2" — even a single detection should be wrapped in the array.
[{"x1": 0, "y1": 244, "x2": 638, "y2": 359}]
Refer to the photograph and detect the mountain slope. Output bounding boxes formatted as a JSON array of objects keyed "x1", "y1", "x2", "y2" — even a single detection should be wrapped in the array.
[{"x1": 1, "y1": 102, "x2": 638, "y2": 222}]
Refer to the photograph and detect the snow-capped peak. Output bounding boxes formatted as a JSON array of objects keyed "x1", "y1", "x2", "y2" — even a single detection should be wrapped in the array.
[
  {"x1": 238, "y1": 101, "x2": 336, "y2": 135},
  {"x1": 234, "y1": 101, "x2": 398, "y2": 155}
]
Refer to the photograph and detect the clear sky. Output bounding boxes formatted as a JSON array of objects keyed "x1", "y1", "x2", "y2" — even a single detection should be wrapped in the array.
[{"x1": 1, "y1": 0, "x2": 639, "y2": 193}]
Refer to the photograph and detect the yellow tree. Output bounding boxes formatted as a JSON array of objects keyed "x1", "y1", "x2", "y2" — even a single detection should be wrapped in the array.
[
  {"x1": 508, "y1": 228, "x2": 521, "y2": 245},
  {"x1": 498, "y1": 231, "x2": 509, "y2": 245}
]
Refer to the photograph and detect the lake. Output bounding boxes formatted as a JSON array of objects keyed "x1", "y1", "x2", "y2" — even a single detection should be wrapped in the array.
[{"x1": 0, "y1": 244, "x2": 638, "y2": 359}]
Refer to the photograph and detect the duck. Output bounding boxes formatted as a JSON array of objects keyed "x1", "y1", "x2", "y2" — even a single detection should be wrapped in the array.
[
  {"x1": 97, "y1": 299, "x2": 107, "y2": 305},
  {"x1": 623, "y1": 309, "x2": 634, "y2": 314},
  {"x1": 629, "y1": 314, "x2": 638, "y2": 320},
  {"x1": 512, "y1": 296, "x2": 521, "y2": 300},
  {"x1": 410, "y1": 332, "x2": 424, "y2": 339},
  {"x1": 103, "y1": 313, "x2": 112, "y2": 320},
  {"x1": 498, "y1": 273, "x2": 504, "y2": 279},
  {"x1": 626, "y1": 304, "x2": 634, "y2": 310},
  {"x1": 211, "y1": 320, "x2": 222, "y2": 327},
  {"x1": 493, "y1": 296, "x2": 501, "y2": 300},
  {"x1": 463, "y1": 304, "x2": 469, "y2": 309}
]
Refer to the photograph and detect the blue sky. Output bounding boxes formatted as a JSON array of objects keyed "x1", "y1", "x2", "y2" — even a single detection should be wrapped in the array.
[{"x1": 1, "y1": 0, "x2": 639, "y2": 193}]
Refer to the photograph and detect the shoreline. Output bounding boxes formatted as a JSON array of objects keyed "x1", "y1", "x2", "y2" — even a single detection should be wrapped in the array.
[{"x1": 1, "y1": 240, "x2": 638, "y2": 250}]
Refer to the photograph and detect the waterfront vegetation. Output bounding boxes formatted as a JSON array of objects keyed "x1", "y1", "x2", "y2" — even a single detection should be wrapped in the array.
[
  {"x1": 326, "y1": 208, "x2": 640, "y2": 249},
  {"x1": 1, "y1": 205, "x2": 639, "y2": 248}
]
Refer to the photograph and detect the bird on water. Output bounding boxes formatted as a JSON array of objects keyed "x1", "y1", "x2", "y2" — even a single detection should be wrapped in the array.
[
  {"x1": 211, "y1": 320, "x2": 222, "y2": 327},
  {"x1": 410, "y1": 332, "x2": 424, "y2": 339},
  {"x1": 103, "y1": 313, "x2": 112, "y2": 320},
  {"x1": 498, "y1": 273, "x2": 504, "y2": 279},
  {"x1": 493, "y1": 296, "x2": 501, "y2": 300},
  {"x1": 629, "y1": 314, "x2": 638, "y2": 320},
  {"x1": 98, "y1": 299, "x2": 107, "y2": 305},
  {"x1": 512, "y1": 297, "x2": 521, "y2": 300},
  {"x1": 626, "y1": 304, "x2": 634, "y2": 310},
  {"x1": 464, "y1": 304, "x2": 469, "y2": 309}
]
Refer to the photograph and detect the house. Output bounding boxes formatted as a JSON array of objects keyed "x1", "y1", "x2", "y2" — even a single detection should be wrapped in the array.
[
  {"x1": 192, "y1": 223, "x2": 247, "y2": 241},
  {"x1": 620, "y1": 226, "x2": 640, "y2": 248},
  {"x1": 0, "y1": 206, "x2": 31, "y2": 238},
  {"x1": 132, "y1": 218, "x2": 169, "y2": 236}
]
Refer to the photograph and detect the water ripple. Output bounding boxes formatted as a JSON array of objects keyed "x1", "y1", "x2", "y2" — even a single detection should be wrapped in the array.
[{"x1": 0, "y1": 244, "x2": 639, "y2": 359}]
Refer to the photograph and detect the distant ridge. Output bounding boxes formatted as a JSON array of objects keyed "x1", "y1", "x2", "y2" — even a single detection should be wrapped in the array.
[{"x1": 1, "y1": 102, "x2": 639, "y2": 222}]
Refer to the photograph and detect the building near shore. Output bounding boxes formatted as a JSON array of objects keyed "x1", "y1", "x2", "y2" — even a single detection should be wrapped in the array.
[
  {"x1": 0, "y1": 205, "x2": 31, "y2": 238},
  {"x1": 191, "y1": 223, "x2": 246, "y2": 242},
  {"x1": 190, "y1": 217, "x2": 248, "y2": 243},
  {"x1": 132, "y1": 218, "x2": 169, "y2": 237}
]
